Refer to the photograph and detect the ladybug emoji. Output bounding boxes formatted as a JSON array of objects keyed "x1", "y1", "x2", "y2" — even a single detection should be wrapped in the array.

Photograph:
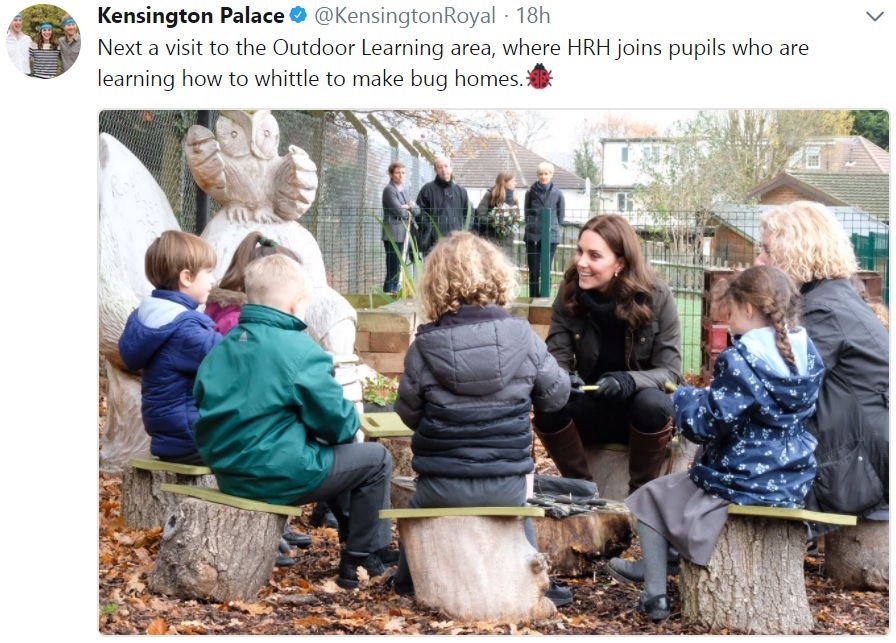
[{"x1": 527, "y1": 63, "x2": 552, "y2": 89}]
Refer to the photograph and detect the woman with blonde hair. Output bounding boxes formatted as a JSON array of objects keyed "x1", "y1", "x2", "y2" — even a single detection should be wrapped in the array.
[
  {"x1": 756, "y1": 201, "x2": 888, "y2": 521},
  {"x1": 524, "y1": 162, "x2": 565, "y2": 296},
  {"x1": 391, "y1": 231, "x2": 573, "y2": 606}
]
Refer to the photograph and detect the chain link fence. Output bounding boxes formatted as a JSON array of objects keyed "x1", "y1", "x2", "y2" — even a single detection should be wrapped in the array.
[{"x1": 99, "y1": 111, "x2": 889, "y2": 376}]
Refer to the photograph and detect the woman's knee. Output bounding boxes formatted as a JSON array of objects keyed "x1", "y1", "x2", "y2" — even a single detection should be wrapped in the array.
[{"x1": 629, "y1": 388, "x2": 674, "y2": 433}]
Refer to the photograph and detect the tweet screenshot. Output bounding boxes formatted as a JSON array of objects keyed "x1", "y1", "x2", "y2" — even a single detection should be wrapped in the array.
[{"x1": 5, "y1": 0, "x2": 890, "y2": 636}]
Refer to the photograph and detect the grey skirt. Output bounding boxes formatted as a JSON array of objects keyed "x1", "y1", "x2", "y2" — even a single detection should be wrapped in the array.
[{"x1": 625, "y1": 471, "x2": 730, "y2": 566}]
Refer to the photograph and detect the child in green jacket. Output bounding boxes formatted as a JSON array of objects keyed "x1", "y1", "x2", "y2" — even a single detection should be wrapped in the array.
[{"x1": 194, "y1": 254, "x2": 395, "y2": 589}]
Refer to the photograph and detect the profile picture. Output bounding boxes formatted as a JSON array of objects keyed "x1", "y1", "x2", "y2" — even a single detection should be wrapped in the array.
[{"x1": 6, "y1": 6, "x2": 80, "y2": 78}]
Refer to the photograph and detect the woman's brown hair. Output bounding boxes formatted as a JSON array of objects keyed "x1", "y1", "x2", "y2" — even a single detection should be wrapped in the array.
[
  {"x1": 487, "y1": 171, "x2": 517, "y2": 208},
  {"x1": 217, "y1": 231, "x2": 302, "y2": 292},
  {"x1": 561, "y1": 214, "x2": 656, "y2": 329}
]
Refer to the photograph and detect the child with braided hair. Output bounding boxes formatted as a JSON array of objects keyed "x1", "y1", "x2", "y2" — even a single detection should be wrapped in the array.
[{"x1": 606, "y1": 265, "x2": 825, "y2": 621}]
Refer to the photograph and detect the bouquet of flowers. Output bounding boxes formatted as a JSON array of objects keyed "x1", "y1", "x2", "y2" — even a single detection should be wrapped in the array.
[{"x1": 487, "y1": 204, "x2": 522, "y2": 239}]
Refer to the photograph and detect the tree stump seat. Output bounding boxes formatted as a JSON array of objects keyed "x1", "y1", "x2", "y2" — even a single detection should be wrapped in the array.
[
  {"x1": 359, "y1": 412, "x2": 414, "y2": 478},
  {"x1": 121, "y1": 457, "x2": 217, "y2": 529},
  {"x1": 679, "y1": 505, "x2": 857, "y2": 634},
  {"x1": 149, "y1": 483, "x2": 305, "y2": 603},
  {"x1": 379, "y1": 506, "x2": 557, "y2": 623},
  {"x1": 390, "y1": 476, "x2": 634, "y2": 576},
  {"x1": 824, "y1": 518, "x2": 889, "y2": 591},
  {"x1": 583, "y1": 435, "x2": 697, "y2": 501}
]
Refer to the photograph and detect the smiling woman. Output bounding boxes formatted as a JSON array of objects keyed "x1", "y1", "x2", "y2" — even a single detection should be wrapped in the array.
[{"x1": 533, "y1": 214, "x2": 683, "y2": 493}]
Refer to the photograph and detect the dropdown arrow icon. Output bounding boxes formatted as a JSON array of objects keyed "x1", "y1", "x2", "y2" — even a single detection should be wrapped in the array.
[{"x1": 866, "y1": 11, "x2": 884, "y2": 21}]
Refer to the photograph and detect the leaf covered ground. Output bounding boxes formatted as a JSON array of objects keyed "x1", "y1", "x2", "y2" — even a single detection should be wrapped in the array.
[{"x1": 98, "y1": 373, "x2": 888, "y2": 635}]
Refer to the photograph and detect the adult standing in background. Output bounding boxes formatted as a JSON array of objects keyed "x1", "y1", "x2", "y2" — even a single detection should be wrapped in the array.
[
  {"x1": 414, "y1": 157, "x2": 470, "y2": 256},
  {"x1": 6, "y1": 14, "x2": 31, "y2": 74},
  {"x1": 380, "y1": 161, "x2": 418, "y2": 294},
  {"x1": 474, "y1": 171, "x2": 521, "y2": 248},
  {"x1": 29, "y1": 22, "x2": 59, "y2": 79},
  {"x1": 755, "y1": 201, "x2": 888, "y2": 522},
  {"x1": 533, "y1": 215, "x2": 683, "y2": 491},
  {"x1": 524, "y1": 162, "x2": 565, "y2": 297},
  {"x1": 58, "y1": 16, "x2": 79, "y2": 73}
]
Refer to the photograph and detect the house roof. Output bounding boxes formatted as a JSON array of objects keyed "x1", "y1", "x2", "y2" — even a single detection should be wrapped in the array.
[
  {"x1": 746, "y1": 171, "x2": 890, "y2": 221},
  {"x1": 790, "y1": 136, "x2": 890, "y2": 174},
  {"x1": 789, "y1": 172, "x2": 889, "y2": 221},
  {"x1": 712, "y1": 205, "x2": 888, "y2": 244},
  {"x1": 450, "y1": 138, "x2": 586, "y2": 190}
]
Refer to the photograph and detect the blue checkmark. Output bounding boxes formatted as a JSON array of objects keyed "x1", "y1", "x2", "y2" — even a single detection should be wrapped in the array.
[{"x1": 290, "y1": 6, "x2": 307, "y2": 23}]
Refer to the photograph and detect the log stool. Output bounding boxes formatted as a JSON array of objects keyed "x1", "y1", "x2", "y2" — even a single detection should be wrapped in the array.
[
  {"x1": 380, "y1": 506, "x2": 555, "y2": 622},
  {"x1": 824, "y1": 518, "x2": 889, "y2": 590},
  {"x1": 389, "y1": 476, "x2": 634, "y2": 576},
  {"x1": 150, "y1": 484, "x2": 304, "y2": 603},
  {"x1": 121, "y1": 457, "x2": 217, "y2": 529},
  {"x1": 360, "y1": 412, "x2": 414, "y2": 478},
  {"x1": 584, "y1": 435, "x2": 697, "y2": 501},
  {"x1": 679, "y1": 505, "x2": 856, "y2": 634}
]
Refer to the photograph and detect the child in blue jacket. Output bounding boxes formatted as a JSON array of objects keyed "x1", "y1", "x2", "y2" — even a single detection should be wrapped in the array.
[
  {"x1": 118, "y1": 230, "x2": 221, "y2": 463},
  {"x1": 607, "y1": 265, "x2": 824, "y2": 621}
]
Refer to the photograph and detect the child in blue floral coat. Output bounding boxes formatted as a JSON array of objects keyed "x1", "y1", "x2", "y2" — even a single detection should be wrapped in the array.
[{"x1": 607, "y1": 265, "x2": 824, "y2": 621}]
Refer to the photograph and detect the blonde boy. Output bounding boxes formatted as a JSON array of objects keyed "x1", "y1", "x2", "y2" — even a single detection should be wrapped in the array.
[{"x1": 194, "y1": 254, "x2": 395, "y2": 589}]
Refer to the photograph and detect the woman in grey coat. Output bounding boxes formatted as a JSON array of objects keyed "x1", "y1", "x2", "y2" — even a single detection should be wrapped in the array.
[
  {"x1": 381, "y1": 161, "x2": 418, "y2": 294},
  {"x1": 391, "y1": 231, "x2": 573, "y2": 605},
  {"x1": 756, "y1": 201, "x2": 888, "y2": 521}
]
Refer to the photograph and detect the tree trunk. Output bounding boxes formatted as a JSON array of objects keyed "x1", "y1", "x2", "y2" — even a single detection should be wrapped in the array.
[
  {"x1": 100, "y1": 367, "x2": 150, "y2": 473},
  {"x1": 379, "y1": 437, "x2": 414, "y2": 478},
  {"x1": 679, "y1": 515, "x2": 813, "y2": 634},
  {"x1": 531, "y1": 500, "x2": 633, "y2": 575},
  {"x1": 150, "y1": 498, "x2": 285, "y2": 602},
  {"x1": 121, "y1": 464, "x2": 218, "y2": 529},
  {"x1": 824, "y1": 520, "x2": 889, "y2": 591},
  {"x1": 390, "y1": 477, "x2": 633, "y2": 576},
  {"x1": 584, "y1": 437, "x2": 697, "y2": 501},
  {"x1": 399, "y1": 515, "x2": 556, "y2": 623}
]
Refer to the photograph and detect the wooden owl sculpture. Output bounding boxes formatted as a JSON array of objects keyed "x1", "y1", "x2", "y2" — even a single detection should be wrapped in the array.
[{"x1": 185, "y1": 110, "x2": 357, "y2": 355}]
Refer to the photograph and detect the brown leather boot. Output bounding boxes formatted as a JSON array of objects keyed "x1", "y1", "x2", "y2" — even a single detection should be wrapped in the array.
[
  {"x1": 627, "y1": 418, "x2": 673, "y2": 493},
  {"x1": 533, "y1": 420, "x2": 593, "y2": 481}
]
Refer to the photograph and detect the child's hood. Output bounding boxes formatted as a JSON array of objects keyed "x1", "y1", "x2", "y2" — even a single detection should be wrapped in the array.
[
  {"x1": 733, "y1": 326, "x2": 824, "y2": 414},
  {"x1": 118, "y1": 295, "x2": 194, "y2": 370},
  {"x1": 413, "y1": 307, "x2": 532, "y2": 397}
]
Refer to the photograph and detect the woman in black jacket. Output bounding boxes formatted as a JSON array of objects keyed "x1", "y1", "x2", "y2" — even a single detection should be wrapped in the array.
[
  {"x1": 535, "y1": 215, "x2": 683, "y2": 493},
  {"x1": 756, "y1": 201, "x2": 888, "y2": 521}
]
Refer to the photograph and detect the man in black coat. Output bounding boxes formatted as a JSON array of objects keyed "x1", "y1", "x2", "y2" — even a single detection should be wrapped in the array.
[{"x1": 414, "y1": 157, "x2": 470, "y2": 255}]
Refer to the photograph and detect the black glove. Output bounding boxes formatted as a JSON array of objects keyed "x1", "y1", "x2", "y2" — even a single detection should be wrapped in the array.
[
  {"x1": 594, "y1": 372, "x2": 636, "y2": 401},
  {"x1": 568, "y1": 372, "x2": 586, "y2": 397}
]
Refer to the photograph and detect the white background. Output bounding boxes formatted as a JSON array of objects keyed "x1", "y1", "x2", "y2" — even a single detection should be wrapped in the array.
[{"x1": 2, "y1": 1, "x2": 890, "y2": 637}]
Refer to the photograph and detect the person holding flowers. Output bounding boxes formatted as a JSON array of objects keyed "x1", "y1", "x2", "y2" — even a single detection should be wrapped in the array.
[{"x1": 474, "y1": 171, "x2": 522, "y2": 250}]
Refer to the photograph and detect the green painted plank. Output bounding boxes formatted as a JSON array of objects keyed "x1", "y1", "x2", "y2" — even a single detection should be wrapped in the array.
[
  {"x1": 380, "y1": 506, "x2": 545, "y2": 519},
  {"x1": 728, "y1": 504, "x2": 856, "y2": 526},
  {"x1": 360, "y1": 413, "x2": 414, "y2": 439},
  {"x1": 130, "y1": 458, "x2": 212, "y2": 476},
  {"x1": 160, "y1": 483, "x2": 305, "y2": 516}
]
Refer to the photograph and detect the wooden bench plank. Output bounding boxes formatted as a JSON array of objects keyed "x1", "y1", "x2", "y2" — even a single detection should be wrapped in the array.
[
  {"x1": 381, "y1": 506, "x2": 545, "y2": 519},
  {"x1": 130, "y1": 457, "x2": 212, "y2": 476},
  {"x1": 728, "y1": 504, "x2": 856, "y2": 526},
  {"x1": 360, "y1": 412, "x2": 414, "y2": 439},
  {"x1": 160, "y1": 483, "x2": 304, "y2": 516}
]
